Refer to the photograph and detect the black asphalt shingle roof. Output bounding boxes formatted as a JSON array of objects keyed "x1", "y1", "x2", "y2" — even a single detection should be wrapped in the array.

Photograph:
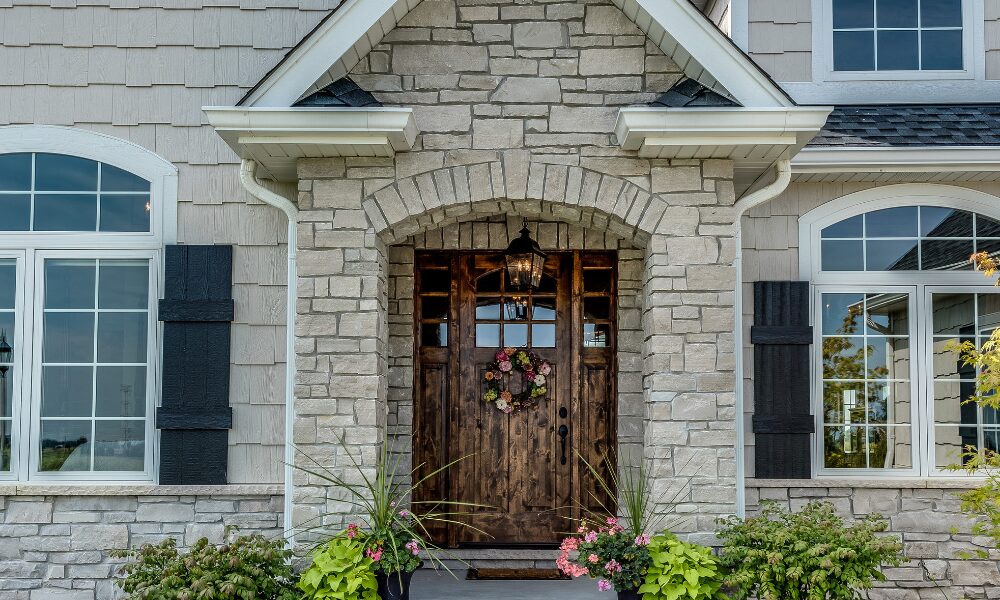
[
  {"x1": 810, "y1": 105, "x2": 1000, "y2": 147},
  {"x1": 294, "y1": 78, "x2": 382, "y2": 108},
  {"x1": 650, "y1": 78, "x2": 739, "y2": 108}
]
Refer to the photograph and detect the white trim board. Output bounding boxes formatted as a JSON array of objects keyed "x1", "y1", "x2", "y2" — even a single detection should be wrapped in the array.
[
  {"x1": 793, "y1": 147, "x2": 1000, "y2": 174},
  {"x1": 240, "y1": 0, "x2": 793, "y2": 108},
  {"x1": 204, "y1": 107, "x2": 418, "y2": 182}
]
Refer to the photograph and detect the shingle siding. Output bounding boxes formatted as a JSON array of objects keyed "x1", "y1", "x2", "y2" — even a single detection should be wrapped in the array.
[{"x1": 0, "y1": 0, "x2": 342, "y2": 483}]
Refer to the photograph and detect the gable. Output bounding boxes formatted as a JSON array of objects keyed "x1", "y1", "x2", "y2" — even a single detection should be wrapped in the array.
[{"x1": 240, "y1": 0, "x2": 793, "y2": 108}]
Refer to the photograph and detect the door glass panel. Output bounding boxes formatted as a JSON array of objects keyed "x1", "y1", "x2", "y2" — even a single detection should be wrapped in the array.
[
  {"x1": 584, "y1": 323, "x2": 610, "y2": 348},
  {"x1": 421, "y1": 323, "x2": 447, "y2": 347},
  {"x1": 39, "y1": 258, "x2": 150, "y2": 473},
  {"x1": 504, "y1": 324, "x2": 528, "y2": 347},
  {"x1": 0, "y1": 259, "x2": 14, "y2": 472},
  {"x1": 820, "y1": 292, "x2": 912, "y2": 470},
  {"x1": 475, "y1": 299, "x2": 501, "y2": 319},
  {"x1": 583, "y1": 269, "x2": 612, "y2": 293},
  {"x1": 532, "y1": 298, "x2": 556, "y2": 321},
  {"x1": 531, "y1": 324, "x2": 555, "y2": 348},
  {"x1": 476, "y1": 324, "x2": 500, "y2": 348},
  {"x1": 421, "y1": 297, "x2": 449, "y2": 320}
]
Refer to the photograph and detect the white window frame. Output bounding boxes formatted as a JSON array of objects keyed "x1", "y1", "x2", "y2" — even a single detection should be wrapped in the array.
[
  {"x1": 0, "y1": 126, "x2": 177, "y2": 483},
  {"x1": 814, "y1": 0, "x2": 980, "y2": 82},
  {"x1": 812, "y1": 285, "x2": 921, "y2": 477},
  {"x1": 0, "y1": 250, "x2": 26, "y2": 480},
  {"x1": 801, "y1": 184, "x2": 1000, "y2": 478}
]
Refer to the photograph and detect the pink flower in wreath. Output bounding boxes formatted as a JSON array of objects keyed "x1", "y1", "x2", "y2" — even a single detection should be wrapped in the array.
[
  {"x1": 523, "y1": 370, "x2": 536, "y2": 381},
  {"x1": 499, "y1": 360, "x2": 513, "y2": 372},
  {"x1": 502, "y1": 404, "x2": 514, "y2": 414},
  {"x1": 539, "y1": 362, "x2": 551, "y2": 375},
  {"x1": 500, "y1": 390, "x2": 512, "y2": 402},
  {"x1": 584, "y1": 531, "x2": 598, "y2": 543},
  {"x1": 587, "y1": 553, "x2": 599, "y2": 564},
  {"x1": 597, "y1": 580, "x2": 612, "y2": 592},
  {"x1": 496, "y1": 350, "x2": 508, "y2": 362}
]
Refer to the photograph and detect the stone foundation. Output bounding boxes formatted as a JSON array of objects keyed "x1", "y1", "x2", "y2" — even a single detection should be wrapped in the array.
[
  {"x1": 747, "y1": 480, "x2": 1000, "y2": 599},
  {"x1": 0, "y1": 487, "x2": 284, "y2": 600}
]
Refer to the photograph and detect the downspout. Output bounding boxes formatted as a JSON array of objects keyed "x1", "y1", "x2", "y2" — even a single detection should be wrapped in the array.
[
  {"x1": 731, "y1": 158, "x2": 792, "y2": 517},
  {"x1": 238, "y1": 160, "x2": 298, "y2": 542}
]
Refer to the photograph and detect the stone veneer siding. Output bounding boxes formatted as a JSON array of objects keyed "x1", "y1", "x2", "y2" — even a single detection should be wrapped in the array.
[
  {"x1": 748, "y1": 480, "x2": 1000, "y2": 600},
  {"x1": 0, "y1": 487, "x2": 283, "y2": 600}
]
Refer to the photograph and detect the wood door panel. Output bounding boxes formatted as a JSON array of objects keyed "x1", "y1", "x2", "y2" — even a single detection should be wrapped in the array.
[{"x1": 414, "y1": 251, "x2": 616, "y2": 547}]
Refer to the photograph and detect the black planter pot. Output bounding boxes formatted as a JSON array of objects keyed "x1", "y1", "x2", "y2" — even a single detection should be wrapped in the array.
[
  {"x1": 376, "y1": 570, "x2": 414, "y2": 600},
  {"x1": 617, "y1": 590, "x2": 641, "y2": 600}
]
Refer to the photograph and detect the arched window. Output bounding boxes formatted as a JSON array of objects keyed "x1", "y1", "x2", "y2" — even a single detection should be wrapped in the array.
[
  {"x1": 801, "y1": 185, "x2": 1000, "y2": 477},
  {"x1": 0, "y1": 126, "x2": 176, "y2": 483}
]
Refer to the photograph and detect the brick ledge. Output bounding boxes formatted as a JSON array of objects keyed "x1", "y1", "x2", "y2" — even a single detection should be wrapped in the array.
[
  {"x1": 0, "y1": 484, "x2": 284, "y2": 496},
  {"x1": 748, "y1": 478, "x2": 985, "y2": 490}
]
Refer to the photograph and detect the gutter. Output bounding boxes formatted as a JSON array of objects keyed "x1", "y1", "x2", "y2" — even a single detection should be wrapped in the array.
[
  {"x1": 731, "y1": 158, "x2": 793, "y2": 517},
  {"x1": 238, "y1": 160, "x2": 298, "y2": 542}
]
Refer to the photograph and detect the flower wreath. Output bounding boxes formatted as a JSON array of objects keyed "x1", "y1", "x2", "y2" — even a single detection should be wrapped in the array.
[{"x1": 482, "y1": 347, "x2": 551, "y2": 413}]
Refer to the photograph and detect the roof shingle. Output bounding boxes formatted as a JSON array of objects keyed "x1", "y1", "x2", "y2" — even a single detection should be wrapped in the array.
[{"x1": 809, "y1": 105, "x2": 1000, "y2": 147}]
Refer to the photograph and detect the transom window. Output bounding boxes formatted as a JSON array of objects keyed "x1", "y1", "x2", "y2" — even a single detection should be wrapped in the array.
[
  {"x1": 0, "y1": 153, "x2": 151, "y2": 233},
  {"x1": 805, "y1": 194, "x2": 1000, "y2": 476},
  {"x1": 832, "y1": 0, "x2": 964, "y2": 72},
  {"x1": 0, "y1": 140, "x2": 169, "y2": 482}
]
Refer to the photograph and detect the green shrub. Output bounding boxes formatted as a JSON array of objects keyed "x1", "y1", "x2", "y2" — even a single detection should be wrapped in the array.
[
  {"x1": 112, "y1": 533, "x2": 298, "y2": 600},
  {"x1": 638, "y1": 533, "x2": 726, "y2": 600},
  {"x1": 298, "y1": 535, "x2": 378, "y2": 600},
  {"x1": 717, "y1": 501, "x2": 904, "y2": 600}
]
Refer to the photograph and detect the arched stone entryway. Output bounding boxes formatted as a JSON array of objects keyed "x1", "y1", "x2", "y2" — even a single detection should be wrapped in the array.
[{"x1": 291, "y1": 156, "x2": 737, "y2": 545}]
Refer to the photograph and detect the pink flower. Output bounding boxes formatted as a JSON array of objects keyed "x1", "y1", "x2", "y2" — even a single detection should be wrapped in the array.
[
  {"x1": 346, "y1": 524, "x2": 359, "y2": 539},
  {"x1": 604, "y1": 559, "x2": 622, "y2": 573},
  {"x1": 499, "y1": 360, "x2": 513, "y2": 372},
  {"x1": 496, "y1": 350, "x2": 508, "y2": 362},
  {"x1": 560, "y1": 537, "x2": 580, "y2": 551},
  {"x1": 366, "y1": 547, "x2": 383, "y2": 562},
  {"x1": 635, "y1": 534, "x2": 651, "y2": 546},
  {"x1": 399, "y1": 509, "x2": 411, "y2": 519},
  {"x1": 502, "y1": 404, "x2": 513, "y2": 414},
  {"x1": 606, "y1": 517, "x2": 617, "y2": 527},
  {"x1": 584, "y1": 531, "x2": 598, "y2": 543},
  {"x1": 500, "y1": 390, "x2": 513, "y2": 402},
  {"x1": 524, "y1": 370, "x2": 536, "y2": 381},
  {"x1": 597, "y1": 579, "x2": 612, "y2": 592},
  {"x1": 587, "y1": 553, "x2": 599, "y2": 564},
  {"x1": 539, "y1": 362, "x2": 551, "y2": 375},
  {"x1": 405, "y1": 540, "x2": 421, "y2": 556}
]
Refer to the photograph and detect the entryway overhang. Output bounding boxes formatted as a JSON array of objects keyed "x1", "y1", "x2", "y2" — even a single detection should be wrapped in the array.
[
  {"x1": 203, "y1": 106, "x2": 417, "y2": 182},
  {"x1": 614, "y1": 106, "x2": 833, "y2": 194}
]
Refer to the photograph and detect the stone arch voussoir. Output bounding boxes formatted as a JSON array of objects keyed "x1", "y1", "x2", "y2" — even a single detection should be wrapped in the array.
[{"x1": 362, "y1": 159, "x2": 671, "y2": 246}]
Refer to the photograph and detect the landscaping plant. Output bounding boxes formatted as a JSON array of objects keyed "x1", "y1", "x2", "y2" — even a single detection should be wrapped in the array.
[
  {"x1": 638, "y1": 533, "x2": 727, "y2": 600},
  {"x1": 298, "y1": 534, "x2": 378, "y2": 600},
  {"x1": 293, "y1": 434, "x2": 485, "y2": 598},
  {"x1": 112, "y1": 533, "x2": 298, "y2": 600},
  {"x1": 557, "y1": 516, "x2": 653, "y2": 593},
  {"x1": 717, "y1": 501, "x2": 903, "y2": 600},
  {"x1": 945, "y1": 250, "x2": 1000, "y2": 552}
]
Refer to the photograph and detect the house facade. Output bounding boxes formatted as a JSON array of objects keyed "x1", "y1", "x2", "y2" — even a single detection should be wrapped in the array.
[{"x1": 0, "y1": 0, "x2": 999, "y2": 597}]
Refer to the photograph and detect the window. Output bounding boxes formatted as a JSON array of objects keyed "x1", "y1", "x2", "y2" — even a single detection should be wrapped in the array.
[
  {"x1": 803, "y1": 188, "x2": 1000, "y2": 475},
  {"x1": 831, "y1": 0, "x2": 964, "y2": 72},
  {"x1": 0, "y1": 128, "x2": 175, "y2": 482}
]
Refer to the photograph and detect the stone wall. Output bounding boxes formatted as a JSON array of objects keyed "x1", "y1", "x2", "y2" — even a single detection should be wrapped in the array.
[
  {"x1": 0, "y1": 487, "x2": 284, "y2": 600},
  {"x1": 747, "y1": 481, "x2": 1000, "y2": 599}
]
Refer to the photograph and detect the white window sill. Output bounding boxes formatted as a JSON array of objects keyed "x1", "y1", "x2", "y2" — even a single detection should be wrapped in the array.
[
  {"x1": 0, "y1": 484, "x2": 284, "y2": 496},
  {"x1": 748, "y1": 477, "x2": 986, "y2": 490}
]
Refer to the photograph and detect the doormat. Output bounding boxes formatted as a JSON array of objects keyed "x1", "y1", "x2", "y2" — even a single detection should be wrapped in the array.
[{"x1": 467, "y1": 568, "x2": 570, "y2": 581}]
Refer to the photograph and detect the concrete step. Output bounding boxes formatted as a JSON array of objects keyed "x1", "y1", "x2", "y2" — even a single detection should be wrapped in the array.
[{"x1": 424, "y1": 548, "x2": 561, "y2": 571}]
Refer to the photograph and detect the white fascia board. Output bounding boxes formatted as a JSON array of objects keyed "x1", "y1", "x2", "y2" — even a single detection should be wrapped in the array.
[
  {"x1": 625, "y1": 0, "x2": 792, "y2": 107},
  {"x1": 793, "y1": 147, "x2": 1000, "y2": 173},
  {"x1": 615, "y1": 106, "x2": 833, "y2": 152},
  {"x1": 241, "y1": 0, "x2": 402, "y2": 107},
  {"x1": 204, "y1": 106, "x2": 418, "y2": 153}
]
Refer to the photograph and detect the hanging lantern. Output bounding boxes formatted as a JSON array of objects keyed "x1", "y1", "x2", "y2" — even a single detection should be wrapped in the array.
[
  {"x1": 0, "y1": 331, "x2": 10, "y2": 375},
  {"x1": 503, "y1": 222, "x2": 547, "y2": 292}
]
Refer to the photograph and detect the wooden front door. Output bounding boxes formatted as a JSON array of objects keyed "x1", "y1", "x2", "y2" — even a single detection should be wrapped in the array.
[{"x1": 413, "y1": 250, "x2": 617, "y2": 547}]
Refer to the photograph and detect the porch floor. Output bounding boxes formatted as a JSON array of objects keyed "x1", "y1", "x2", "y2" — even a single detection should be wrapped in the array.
[{"x1": 411, "y1": 570, "x2": 609, "y2": 599}]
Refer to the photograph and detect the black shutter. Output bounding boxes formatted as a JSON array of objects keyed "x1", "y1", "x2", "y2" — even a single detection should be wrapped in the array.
[
  {"x1": 157, "y1": 245, "x2": 235, "y2": 485},
  {"x1": 751, "y1": 281, "x2": 814, "y2": 479}
]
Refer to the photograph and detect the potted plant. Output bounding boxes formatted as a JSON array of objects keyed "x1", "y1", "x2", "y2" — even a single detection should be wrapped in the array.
[
  {"x1": 294, "y1": 436, "x2": 484, "y2": 600},
  {"x1": 557, "y1": 454, "x2": 709, "y2": 599}
]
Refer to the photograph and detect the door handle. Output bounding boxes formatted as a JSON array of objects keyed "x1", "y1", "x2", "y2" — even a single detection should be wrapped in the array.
[{"x1": 558, "y1": 425, "x2": 568, "y2": 465}]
